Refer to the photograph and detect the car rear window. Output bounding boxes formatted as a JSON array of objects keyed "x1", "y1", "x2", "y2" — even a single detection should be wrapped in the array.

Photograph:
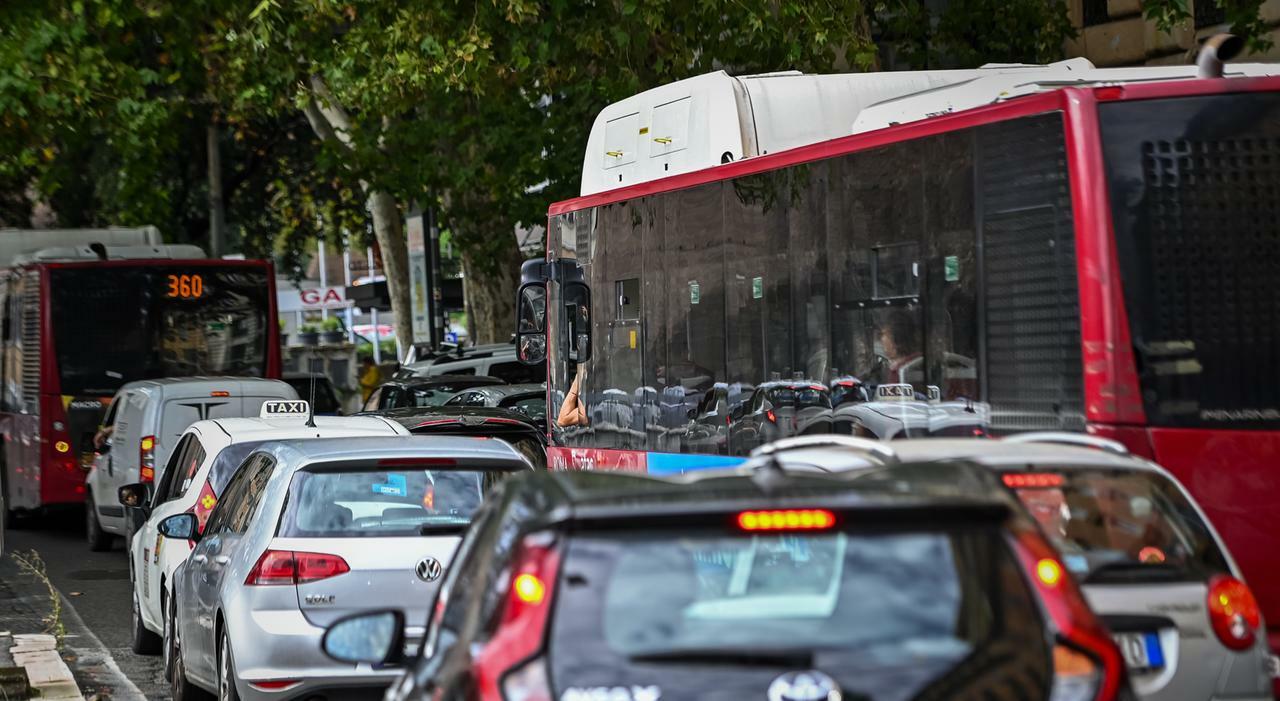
[
  {"x1": 549, "y1": 524, "x2": 1050, "y2": 701},
  {"x1": 278, "y1": 468, "x2": 513, "y2": 537},
  {"x1": 1005, "y1": 468, "x2": 1230, "y2": 584}
]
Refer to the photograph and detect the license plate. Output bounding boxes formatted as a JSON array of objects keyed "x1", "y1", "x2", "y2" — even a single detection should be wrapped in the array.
[{"x1": 1115, "y1": 632, "x2": 1165, "y2": 672}]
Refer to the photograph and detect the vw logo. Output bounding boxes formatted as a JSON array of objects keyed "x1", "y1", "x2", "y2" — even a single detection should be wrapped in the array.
[
  {"x1": 767, "y1": 670, "x2": 842, "y2": 701},
  {"x1": 415, "y1": 556, "x2": 443, "y2": 582}
]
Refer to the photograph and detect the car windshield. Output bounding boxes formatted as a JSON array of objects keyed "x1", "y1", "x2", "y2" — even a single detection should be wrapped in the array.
[
  {"x1": 549, "y1": 524, "x2": 1049, "y2": 701},
  {"x1": 278, "y1": 468, "x2": 513, "y2": 537},
  {"x1": 1006, "y1": 468, "x2": 1230, "y2": 583}
]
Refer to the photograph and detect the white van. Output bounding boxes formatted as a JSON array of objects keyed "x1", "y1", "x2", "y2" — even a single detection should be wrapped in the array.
[{"x1": 85, "y1": 377, "x2": 298, "y2": 550}]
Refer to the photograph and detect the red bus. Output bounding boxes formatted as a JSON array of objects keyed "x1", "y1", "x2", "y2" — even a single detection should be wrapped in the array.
[
  {"x1": 0, "y1": 237, "x2": 280, "y2": 522},
  {"x1": 516, "y1": 61, "x2": 1280, "y2": 672}
]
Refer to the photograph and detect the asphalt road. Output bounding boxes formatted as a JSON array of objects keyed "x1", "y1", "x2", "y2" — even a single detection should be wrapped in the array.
[{"x1": 4, "y1": 509, "x2": 170, "y2": 700}]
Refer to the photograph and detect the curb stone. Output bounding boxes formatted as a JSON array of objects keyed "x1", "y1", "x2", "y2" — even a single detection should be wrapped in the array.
[{"x1": 6, "y1": 634, "x2": 82, "y2": 701}]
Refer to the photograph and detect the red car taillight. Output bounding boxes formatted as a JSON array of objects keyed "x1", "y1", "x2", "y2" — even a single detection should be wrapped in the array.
[
  {"x1": 244, "y1": 550, "x2": 350, "y2": 586},
  {"x1": 1207, "y1": 574, "x2": 1262, "y2": 651},
  {"x1": 474, "y1": 533, "x2": 561, "y2": 701},
  {"x1": 139, "y1": 435, "x2": 156, "y2": 482},
  {"x1": 1013, "y1": 529, "x2": 1124, "y2": 701}
]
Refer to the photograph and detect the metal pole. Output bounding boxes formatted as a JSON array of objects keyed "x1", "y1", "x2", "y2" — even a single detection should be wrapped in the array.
[
  {"x1": 342, "y1": 237, "x2": 354, "y2": 344},
  {"x1": 317, "y1": 239, "x2": 328, "y2": 322},
  {"x1": 427, "y1": 208, "x2": 444, "y2": 347},
  {"x1": 207, "y1": 122, "x2": 225, "y2": 258},
  {"x1": 371, "y1": 306, "x2": 381, "y2": 364}
]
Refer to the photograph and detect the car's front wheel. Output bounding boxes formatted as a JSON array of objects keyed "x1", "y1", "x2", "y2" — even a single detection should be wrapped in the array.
[
  {"x1": 130, "y1": 590, "x2": 161, "y2": 655},
  {"x1": 217, "y1": 629, "x2": 241, "y2": 701},
  {"x1": 170, "y1": 600, "x2": 210, "y2": 701},
  {"x1": 162, "y1": 592, "x2": 177, "y2": 682}
]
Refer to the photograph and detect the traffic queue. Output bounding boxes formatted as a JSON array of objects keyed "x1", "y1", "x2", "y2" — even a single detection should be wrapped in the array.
[{"x1": 96, "y1": 378, "x2": 1273, "y2": 701}]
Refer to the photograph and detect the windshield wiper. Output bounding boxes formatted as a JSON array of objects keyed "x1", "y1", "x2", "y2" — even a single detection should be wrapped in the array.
[
  {"x1": 1083, "y1": 561, "x2": 1188, "y2": 585},
  {"x1": 628, "y1": 648, "x2": 814, "y2": 668}
]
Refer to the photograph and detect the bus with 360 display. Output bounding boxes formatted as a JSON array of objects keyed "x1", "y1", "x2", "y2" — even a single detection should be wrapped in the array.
[{"x1": 0, "y1": 229, "x2": 280, "y2": 524}]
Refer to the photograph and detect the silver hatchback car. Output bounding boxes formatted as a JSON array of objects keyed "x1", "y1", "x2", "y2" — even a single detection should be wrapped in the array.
[
  {"x1": 750, "y1": 433, "x2": 1273, "y2": 701},
  {"x1": 161, "y1": 435, "x2": 532, "y2": 701}
]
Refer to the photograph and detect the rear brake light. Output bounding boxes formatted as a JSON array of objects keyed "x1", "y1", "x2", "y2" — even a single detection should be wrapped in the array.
[
  {"x1": 140, "y1": 435, "x2": 156, "y2": 482},
  {"x1": 737, "y1": 509, "x2": 835, "y2": 532},
  {"x1": 1002, "y1": 473, "x2": 1065, "y2": 489},
  {"x1": 1207, "y1": 574, "x2": 1261, "y2": 651},
  {"x1": 473, "y1": 534, "x2": 561, "y2": 701},
  {"x1": 210, "y1": 390, "x2": 231, "y2": 397},
  {"x1": 245, "y1": 550, "x2": 350, "y2": 585},
  {"x1": 377, "y1": 457, "x2": 457, "y2": 466},
  {"x1": 1014, "y1": 529, "x2": 1123, "y2": 701}
]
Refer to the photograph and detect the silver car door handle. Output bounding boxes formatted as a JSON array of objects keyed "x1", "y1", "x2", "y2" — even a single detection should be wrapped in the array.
[
  {"x1": 213, "y1": 555, "x2": 230, "y2": 565},
  {"x1": 192, "y1": 554, "x2": 208, "y2": 564}
]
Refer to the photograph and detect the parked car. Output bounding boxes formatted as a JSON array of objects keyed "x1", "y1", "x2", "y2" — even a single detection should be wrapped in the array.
[
  {"x1": 115, "y1": 399, "x2": 410, "y2": 667},
  {"x1": 750, "y1": 433, "x2": 1272, "y2": 701},
  {"x1": 373, "y1": 406, "x2": 547, "y2": 470},
  {"x1": 320, "y1": 461, "x2": 1130, "y2": 701},
  {"x1": 164, "y1": 435, "x2": 532, "y2": 701},
  {"x1": 85, "y1": 377, "x2": 299, "y2": 551},
  {"x1": 363, "y1": 375, "x2": 505, "y2": 413},
  {"x1": 281, "y1": 373, "x2": 344, "y2": 415},
  {"x1": 442, "y1": 383, "x2": 546, "y2": 423}
]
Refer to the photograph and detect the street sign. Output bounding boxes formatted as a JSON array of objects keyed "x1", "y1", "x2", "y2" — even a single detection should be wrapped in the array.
[
  {"x1": 752, "y1": 276, "x2": 763, "y2": 299},
  {"x1": 278, "y1": 285, "x2": 354, "y2": 312},
  {"x1": 689, "y1": 280, "x2": 700, "y2": 305}
]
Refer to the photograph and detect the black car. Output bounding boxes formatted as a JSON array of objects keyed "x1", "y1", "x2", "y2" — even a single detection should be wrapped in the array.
[
  {"x1": 282, "y1": 372, "x2": 344, "y2": 414},
  {"x1": 363, "y1": 374, "x2": 506, "y2": 412},
  {"x1": 370, "y1": 406, "x2": 547, "y2": 470},
  {"x1": 319, "y1": 460, "x2": 1130, "y2": 701}
]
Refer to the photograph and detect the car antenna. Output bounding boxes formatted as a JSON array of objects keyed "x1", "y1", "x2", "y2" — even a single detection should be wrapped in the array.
[{"x1": 305, "y1": 372, "x2": 317, "y2": 428}]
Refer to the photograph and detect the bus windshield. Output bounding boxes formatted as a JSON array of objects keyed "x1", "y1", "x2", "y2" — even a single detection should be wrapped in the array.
[
  {"x1": 1101, "y1": 92, "x2": 1280, "y2": 430},
  {"x1": 50, "y1": 266, "x2": 271, "y2": 395}
]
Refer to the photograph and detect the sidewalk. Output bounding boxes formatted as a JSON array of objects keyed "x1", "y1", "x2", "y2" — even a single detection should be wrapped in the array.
[{"x1": 0, "y1": 551, "x2": 84, "y2": 700}]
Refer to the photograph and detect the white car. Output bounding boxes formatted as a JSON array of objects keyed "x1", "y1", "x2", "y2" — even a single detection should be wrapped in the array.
[
  {"x1": 116, "y1": 400, "x2": 410, "y2": 668},
  {"x1": 86, "y1": 377, "x2": 299, "y2": 551}
]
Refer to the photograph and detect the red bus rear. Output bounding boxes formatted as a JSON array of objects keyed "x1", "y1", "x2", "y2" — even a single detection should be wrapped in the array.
[{"x1": 0, "y1": 257, "x2": 280, "y2": 516}]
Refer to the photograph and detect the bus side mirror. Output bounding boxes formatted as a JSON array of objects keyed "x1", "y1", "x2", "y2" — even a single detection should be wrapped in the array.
[
  {"x1": 564, "y1": 282, "x2": 592, "y2": 364},
  {"x1": 515, "y1": 283, "x2": 547, "y2": 366}
]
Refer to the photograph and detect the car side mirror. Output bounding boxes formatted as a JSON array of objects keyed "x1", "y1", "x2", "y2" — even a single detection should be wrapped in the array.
[
  {"x1": 322, "y1": 610, "x2": 406, "y2": 666},
  {"x1": 158, "y1": 513, "x2": 199, "y2": 542},
  {"x1": 118, "y1": 482, "x2": 150, "y2": 514},
  {"x1": 515, "y1": 283, "x2": 547, "y2": 366},
  {"x1": 564, "y1": 282, "x2": 592, "y2": 364}
]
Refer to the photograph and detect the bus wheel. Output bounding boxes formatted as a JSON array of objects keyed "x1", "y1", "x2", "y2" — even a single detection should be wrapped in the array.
[{"x1": 86, "y1": 493, "x2": 112, "y2": 552}]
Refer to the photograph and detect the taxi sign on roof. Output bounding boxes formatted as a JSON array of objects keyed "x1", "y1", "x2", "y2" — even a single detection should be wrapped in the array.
[
  {"x1": 260, "y1": 400, "x2": 310, "y2": 419},
  {"x1": 876, "y1": 383, "x2": 916, "y2": 402}
]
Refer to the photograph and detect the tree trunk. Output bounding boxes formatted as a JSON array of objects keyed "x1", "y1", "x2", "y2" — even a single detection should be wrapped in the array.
[
  {"x1": 460, "y1": 239, "x2": 522, "y2": 344},
  {"x1": 367, "y1": 190, "x2": 414, "y2": 357},
  {"x1": 206, "y1": 121, "x2": 226, "y2": 258}
]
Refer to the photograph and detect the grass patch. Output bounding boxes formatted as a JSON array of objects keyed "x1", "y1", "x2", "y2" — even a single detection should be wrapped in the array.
[{"x1": 10, "y1": 551, "x2": 64, "y2": 648}]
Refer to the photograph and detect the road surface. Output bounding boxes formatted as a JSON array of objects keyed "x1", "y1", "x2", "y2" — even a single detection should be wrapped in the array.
[{"x1": 4, "y1": 510, "x2": 169, "y2": 700}]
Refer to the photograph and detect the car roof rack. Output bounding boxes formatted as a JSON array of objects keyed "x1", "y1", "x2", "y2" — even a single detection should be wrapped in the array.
[
  {"x1": 1001, "y1": 432, "x2": 1129, "y2": 456},
  {"x1": 751, "y1": 435, "x2": 899, "y2": 465}
]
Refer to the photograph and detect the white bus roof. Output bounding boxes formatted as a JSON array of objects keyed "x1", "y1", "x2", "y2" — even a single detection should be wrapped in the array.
[
  {"x1": 0, "y1": 227, "x2": 170, "y2": 267},
  {"x1": 580, "y1": 60, "x2": 1280, "y2": 196}
]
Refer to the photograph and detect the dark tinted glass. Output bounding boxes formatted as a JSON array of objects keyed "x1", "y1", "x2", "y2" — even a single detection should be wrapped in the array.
[
  {"x1": 208, "y1": 440, "x2": 270, "y2": 493},
  {"x1": 550, "y1": 525, "x2": 1049, "y2": 701},
  {"x1": 50, "y1": 266, "x2": 270, "y2": 395},
  {"x1": 1009, "y1": 467, "x2": 1230, "y2": 583},
  {"x1": 285, "y1": 377, "x2": 341, "y2": 413},
  {"x1": 1101, "y1": 93, "x2": 1280, "y2": 429},
  {"x1": 547, "y1": 113, "x2": 1082, "y2": 459},
  {"x1": 278, "y1": 468, "x2": 513, "y2": 537}
]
